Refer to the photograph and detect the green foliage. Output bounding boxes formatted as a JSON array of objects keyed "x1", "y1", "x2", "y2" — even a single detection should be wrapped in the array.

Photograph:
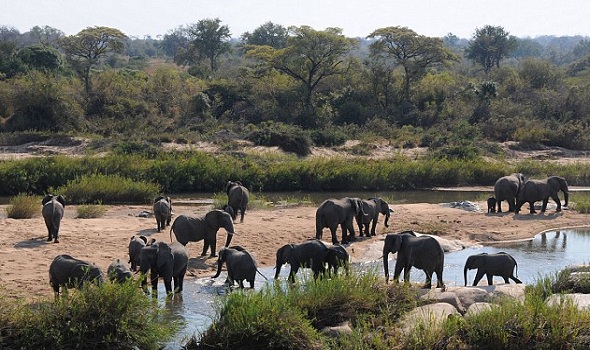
[
  {"x1": 309, "y1": 128, "x2": 347, "y2": 147},
  {"x1": 465, "y1": 25, "x2": 517, "y2": 74},
  {"x1": 245, "y1": 124, "x2": 312, "y2": 156},
  {"x1": 0, "y1": 281, "x2": 177, "y2": 349},
  {"x1": 5, "y1": 193, "x2": 40, "y2": 219},
  {"x1": 56, "y1": 174, "x2": 159, "y2": 204},
  {"x1": 571, "y1": 192, "x2": 590, "y2": 214},
  {"x1": 76, "y1": 203, "x2": 107, "y2": 218}
]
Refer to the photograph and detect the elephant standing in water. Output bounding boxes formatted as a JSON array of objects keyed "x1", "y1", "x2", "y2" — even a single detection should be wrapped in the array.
[
  {"x1": 382, "y1": 231, "x2": 445, "y2": 288},
  {"x1": 42, "y1": 194, "x2": 66, "y2": 243},
  {"x1": 139, "y1": 241, "x2": 188, "y2": 295},
  {"x1": 212, "y1": 246, "x2": 260, "y2": 288},
  {"x1": 107, "y1": 258, "x2": 133, "y2": 283},
  {"x1": 515, "y1": 176, "x2": 569, "y2": 214},
  {"x1": 325, "y1": 244, "x2": 350, "y2": 277},
  {"x1": 49, "y1": 254, "x2": 103, "y2": 295},
  {"x1": 316, "y1": 197, "x2": 367, "y2": 244},
  {"x1": 226, "y1": 181, "x2": 249, "y2": 223},
  {"x1": 153, "y1": 196, "x2": 172, "y2": 232},
  {"x1": 494, "y1": 173, "x2": 526, "y2": 213},
  {"x1": 356, "y1": 197, "x2": 391, "y2": 237},
  {"x1": 464, "y1": 252, "x2": 522, "y2": 286},
  {"x1": 170, "y1": 210, "x2": 235, "y2": 257},
  {"x1": 275, "y1": 239, "x2": 329, "y2": 283}
]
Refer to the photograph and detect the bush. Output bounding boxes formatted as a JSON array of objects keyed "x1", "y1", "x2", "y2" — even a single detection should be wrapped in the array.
[
  {"x1": 245, "y1": 124, "x2": 312, "y2": 156},
  {"x1": 56, "y1": 174, "x2": 160, "y2": 204},
  {"x1": 76, "y1": 203, "x2": 108, "y2": 218},
  {"x1": 5, "y1": 193, "x2": 40, "y2": 219}
]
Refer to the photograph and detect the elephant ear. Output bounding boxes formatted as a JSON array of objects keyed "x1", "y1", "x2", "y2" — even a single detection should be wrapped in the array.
[
  {"x1": 205, "y1": 210, "x2": 220, "y2": 230},
  {"x1": 154, "y1": 196, "x2": 165, "y2": 203},
  {"x1": 56, "y1": 195, "x2": 66, "y2": 208},
  {"x1": 42, "y1": 194, "x2": 53, "y2": 205},
  {"x1": 156, "y1": 243, "x2": 173, "y2": 269}
]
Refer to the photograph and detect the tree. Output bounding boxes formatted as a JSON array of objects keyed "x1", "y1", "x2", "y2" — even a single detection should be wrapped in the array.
[
  {"x1": 24, "y1": 25, "x2": 64, "y2": 48},
  {"x1": 173, "y1": 18, "x2": 231, "y2": 73},
  {"x1": 465, "y1": 25, "x2": 517, "y2": 74},
  {"x1": 17, "y1": 45, "x2": 62, "y2": 72},
  {"x1": 368, "y1": 26, "x2": 458, "y2": 104},
  {"x1": 59, "y1": 26, "x2": 127, "y2": 94},
  {"x1": 247, "y1": 26, "x2": 357, "y2": 127},
  {"x1": 241, "y1": 22, "x2": 288, "y2": 49}
]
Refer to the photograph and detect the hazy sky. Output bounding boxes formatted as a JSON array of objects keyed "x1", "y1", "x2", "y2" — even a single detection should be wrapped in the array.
[{"x1": 2, "y1": 0, "x2": 590, "y2": 39}]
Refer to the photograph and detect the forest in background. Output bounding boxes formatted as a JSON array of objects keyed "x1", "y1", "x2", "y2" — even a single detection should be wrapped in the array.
[{"x1": 1, "y1": 20, "x2": 590, "y2": 159}]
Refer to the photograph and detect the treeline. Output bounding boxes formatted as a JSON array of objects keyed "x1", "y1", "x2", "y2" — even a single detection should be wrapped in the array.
[{"x1": 1, "y1": 22, "x2": 590, "y2": 158}]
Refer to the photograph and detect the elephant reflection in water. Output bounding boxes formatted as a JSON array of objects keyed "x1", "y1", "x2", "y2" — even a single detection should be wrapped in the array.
[{"x1": 538, "y1": 231, "x2": 567, "y2": 252}]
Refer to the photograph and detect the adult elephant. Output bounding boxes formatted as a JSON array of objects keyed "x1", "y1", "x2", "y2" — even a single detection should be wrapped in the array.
[
  {"x1": 49, "y1": 254, "x2": 104, "y2": 295},
  {"x1": 325, "y1": 244, "x2": 350, "y2": 277},
  {"x1": 212, "y1": 246, "x2": 260, "y2": 288},
  {"x1": 42, "y1": 194, "x2": 66, "y2": 243},
  {"x1": 464, "y1": 252, "x2": 522, "y2": 286},
  {"x1": 382, "y1": 231, "x2": 445, "y2": 288},
  {"x1": 316, "y1": 197, "x2": 367, "y2": 244},
  {"x1": 139, "y1": 241, "x2": 188, "y2": 295},
  {"x1": 515, "y1": 176, "x2": 569, "y2": 214},
  {"x1": 153, "y1": 196, "x2": 172, "y2": 232},
  {"x1": 494, "y1": 173, "x2": 526, "y2": 213},
  {"x1": 226, "y1": 181, "x2": 249, "y2": 223},
  {"x1": 356, "y1": 197, "x2": 391, "y2": 237},
  {"x1": 107, "y1": 258, "x2": 133, "y2": 283},
  {"x1": 275, "y1": 239, "x2": 329, "y2": 283},
  {"x1": 170, "y1": 210, "x2": 235, "y2": 257}
]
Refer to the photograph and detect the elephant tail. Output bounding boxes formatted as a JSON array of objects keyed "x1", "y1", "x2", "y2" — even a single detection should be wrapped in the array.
[{"x1": 256, "y1": 268, "x2": 269, "y2": 280}]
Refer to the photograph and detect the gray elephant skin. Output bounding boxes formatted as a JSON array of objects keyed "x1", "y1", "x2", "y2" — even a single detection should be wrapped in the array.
[
  {"x1": 515, "y1": 176, "x2": 569, "y2": 214},
  {"x1": 226, "y1": 181, "x2": 249, "y2": 223},
  {"x1": 212, "y1": 246, "x2": 259, "y2": 288},
  {"x1": 382, "y1": 231, "x2": 445, "y2": 288},
  {"x1": 107, "y1": 258, "x2": 133, "y2": 283},
  {"x1": 464, "y1": 252, "x2": 522, "y2": 286},
  {"x1": 356, "y1": 197, "x2": 391, "y2": 237},
  {"x1": 42, "y1": 194, "x2": 66, "y2": 243},
  {"x1": 325, "y1": 244, "x2": 350, "y2": 277},
  {"x1": 170, "y1": 209, "x2": 235, "y2": 257},
  {"x1": 487, "y1": 197, "x2": 496, "y2": 213},
  {"x1": 275, "y1": 239, "x2": 329, "y2": 283},
  {"x1": 49, "y1": 254, "x2": 104, "y2": 294},
  {"x1": 128, "y1": 235, "x2": 155, "y2": 271},
  {"x1": 139, "y1": 241, "x2": 188, "y2": 295},
  {"x1": 153, "y1": 196, "x2": 172, "y2": 232},
  {"x1": 494, "y1": 173, "x2": 526, "y2": 212},
  {"x1": 316, "y1": 197, "x2": 366, "y2": 244}
]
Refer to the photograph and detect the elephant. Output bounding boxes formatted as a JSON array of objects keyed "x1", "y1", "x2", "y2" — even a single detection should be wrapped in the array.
[
  {"x1": 382, "y1": 230, "x2": 445, "y2": 288},
  {"x1": 494, "y1": 173, "x2": 526, "y2": 213},
  {"x1": 49, "y1": 254, "x2": 104, "y2": 295},
  {"x1": 487, "y1": 197, "x2": 496, "y2": 213},
  {"x1": 212, "y1": 246, "x2": 260, "y2": 288},
  {"x1": 107, "y1": 258, "x2": 133, "y2": 283},
  {"x1": 275, "y1": 239, "x2": 329, "y2": 283},
  {"x1": 153, "y1": 196, "x2": 172, "y2": 232},
  {"x1": 316, "y1": 197, "x2": 367, "y2": 244},
  {"x1": 226, "y1": 181, "x2": 249, "y2": 223},
  {"x1": 356, "y1": 197, "x2": 391, "y2": 237},
  {"x1": 515, "y1": 176, "x2": 569, "y2": 214},
  {"x1": 42, "y1": 194, "x2": 66, "y2": 243},
  {"x1": 324, "y1": 244, "x2": 350, "y2": 277},
  {"x1": 464, "y1": 252, "x2": 522, "y2": 286},
  {"x1": 139, "y1": 241, "x2": 188, "y2": 295},
  {"x1": 170, "y1": 209, "x2": 235, "y2": 257},
  {"x1": 128, "y1": 235, "x2": 153, "y2": 271}
]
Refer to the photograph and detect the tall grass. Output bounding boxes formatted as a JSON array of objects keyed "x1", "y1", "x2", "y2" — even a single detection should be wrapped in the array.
[
  {"x1": 55, "y1": 174, "x2": 160, "y2": 204},
  {"x1": 5, "y1": 193, "x2": 40, "y2": 219},
  {"x1": 76, "y1": 203, "x2": 108, "y2": 218}
]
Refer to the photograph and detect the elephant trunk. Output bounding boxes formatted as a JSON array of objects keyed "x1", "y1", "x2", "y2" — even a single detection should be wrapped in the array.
[
  {"x1": 225, "y1": 233, "x2": 233, "y2": 247},
  {"x1": 212, "y1": 258, "x2": 223, "y2": 278},
  {"x1": 564, "y1": 191, "x2": 569, "y2": 207},
  {"x1": 274, "y1": 263, "x2": 282, "y2": 279},
  {"x1": 383, "y1": 249, "x2": 390, "y2": 283},
  {"x1": 464, "y1": 266, "x2": 469, "y2": 286},
  {"x1": 384, "y1": 211, "x2": 390, "y2": 228}
]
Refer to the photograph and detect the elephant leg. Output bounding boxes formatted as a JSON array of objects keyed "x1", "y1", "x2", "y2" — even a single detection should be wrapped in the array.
[
  {"x1": 289, "y1": 265, "x2": 299, "y2": 283},
  {"x1": 403, "y1": 266, "x2": 412, "y2": 284},
  {"x1": 550, "y1": 195, "x2": 561, "y2": 211},
  {"x1": 473, "y1": 269, "x2": 485, "y2": 286},
  {"x1": 248, "y1": 279, "x2": 254, "y2": 288},
  {"x1": 393, "y1": 261, "x2": 404, "y2": 283},
  {"x1": 329, "y1": 227, "x2": 339, "y2": 245},
  {"x1": 339, "y1": 223, "x2": 348, "y2": 244},
  {"x1": 240, "y1": 210, "x2": 245, "y2": 223},
  {"x1": 423, "y1": 270, "x2": 433, "y2": 289},
  {"x1": 150, "y1": 272, "x2": 159, "y2": 291},
  {"x1": 486, "y1": 273, "x2": 494, "y2": 286},
  {"x1": 541, "y1": 199, "x2": 549, "y2": 212},
  {"x1": 497, "y1": 200, "x2": 502, "y2": 213},
  {"x1": 201, "y1": 241, "x2": 210, "y2": 256},
  {"x1": 163, "y1": 278, "x2": 173, "y2": 295},
  {"x1": 210, "y1": 239, "x2": 217, "y2": 257},
  {"x1": 529, "y1": 201, "x2": 537, "y2": 214},
  {"x1": 370, "y1": 220, "x2": 377, "y2": 236},
  {"x1": 435, "y1": 270, "x2": 445, "y2": 288},
  {"x1": 238, "y1": 280, "x2": 244, "y2": 288}
]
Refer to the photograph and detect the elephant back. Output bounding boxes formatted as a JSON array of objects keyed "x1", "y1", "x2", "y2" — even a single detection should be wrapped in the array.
[{"x1": 170, "y1": 215, "x2": 204, "y2": 244}]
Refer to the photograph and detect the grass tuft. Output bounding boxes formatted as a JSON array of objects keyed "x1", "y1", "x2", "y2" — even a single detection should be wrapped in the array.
[
  {"x1": 5, "y1": 194, "x2": 40, "y2": 219},
  {"x1": 56, "y1": 174, "x2": 160, "y2": 204},
  {"x1": 76, "y1": 202, "x2": 108, "y2": 218}
]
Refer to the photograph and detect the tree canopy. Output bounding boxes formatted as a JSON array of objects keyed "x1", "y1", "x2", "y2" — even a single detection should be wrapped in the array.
[{"x1": 465, "y1": 25, "x2": 517, "y2": 74}]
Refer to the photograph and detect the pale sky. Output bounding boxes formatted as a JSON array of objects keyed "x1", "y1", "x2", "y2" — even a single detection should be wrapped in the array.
[{"x1": 2, "y1": 0, "x2": 590, "y2": 39}]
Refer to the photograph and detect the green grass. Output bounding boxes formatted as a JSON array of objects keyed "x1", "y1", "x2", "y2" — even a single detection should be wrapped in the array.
[
  {"x1": 55, "y1": 174, "x2": 160, "y2": 204},
  {"x1": 76, "y1": 203, "x2": 108, "y2": 218},
  {"x1": 0, "y1": 280, "x2": 178, "y2": 349},
  {"x1": 5, "y1": 193, "x2": 40, "y2": 219}
]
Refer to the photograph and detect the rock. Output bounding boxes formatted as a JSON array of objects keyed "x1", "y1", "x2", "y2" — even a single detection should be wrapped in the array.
[
  {"x1": 421, "y1": 289, "x2": 465, "y2": 314},
  {"x1": 492, "y1": 284, "x2": 526, "y2": 303},
  {"x1": 448, "y1": 286, "x2": 492, "y2": 310},
  {"x1": 547, "y1": 293, "x2": 590, "y2": 310},
  {"x1": 321, "y1": 321, "x2": 353, "y2": 337},
  {"x1": 398, "y1": 303, "x2": 460, "y2": 334},
  {"x1": 465, "y1": 302, "x2": 495, "y2": 316},
  {"x1": 440, "y1": 201, "x2": 481, "y2": 212}
]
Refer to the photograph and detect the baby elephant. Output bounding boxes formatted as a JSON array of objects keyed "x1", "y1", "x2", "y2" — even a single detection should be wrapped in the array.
[
  {"x1": 42, "y1": 194, "x2": 66, "y2": 243},
  {"x1": 325, "y1": 244, "x2": 350, "y2": 277},
  {"x1": 212, "y1": 246, "x2": 259, "y2": 288},
  {"x1": 107, "y1": 258, "x2": 133, "y2": 283},
  {"x1": 487, "y1": 197, "x2": 497, "y2": 213},
  {"x1": 49, "y1": 254, "x2": 104, "y2": 295},
  {"x1": 464, "y1": 252, "x2": 522, "y2": 286}
]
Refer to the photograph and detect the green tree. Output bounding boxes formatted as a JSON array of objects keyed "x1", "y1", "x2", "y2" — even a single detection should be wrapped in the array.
[
  {"x1": 25, "y1": 25, "x2": 64, "y2": 48},
  {"x1": 241, "y1": 21, "x2": 288, "y2": 49},
  {"x1": 0, "y1": 41, "x2": 25, "y2": 79},
  {"x1": 247, "y1": 26, "x2": 357, "y2": 127},
  {"x1": 465, "y1": 25, "x2": 517, "y2": 74},
  {"x1": 367, "y1": 26, "x2": 458, "y2": 104},
  {"x1": 174, "y1": 18, "x2": 231, "y2": 73},
  {"x1": 16, "y1": 45, "x2": 62, "y2": 72},
  {"x1": 59, "y1": 26, "x2": 127, "y2": 94}
]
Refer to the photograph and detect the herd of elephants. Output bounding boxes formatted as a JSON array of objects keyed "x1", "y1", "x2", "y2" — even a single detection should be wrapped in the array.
[{"x1": 44, "y1": 174, "x2": 570, "y2": 295}]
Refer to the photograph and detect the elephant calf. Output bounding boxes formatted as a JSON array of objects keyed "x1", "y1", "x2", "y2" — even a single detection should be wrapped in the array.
[
  {"x1": 325, "y1": 244, "x2": 350, "y2": 277},
  {"x1": 139, "y1": 241, "x2": 188, "y2": 295},
  {"x1": 49, "y1": 254, "x2": 104, "y2": 295},
  {"x1": 128, "y1": 235, "x2": 155, "y2": 271},
  {"x1": 464, "y1": 252, "x2": 522, "y2": 286},
  {"x1": 212, "y1": 246, "x2": 259, "y2": 288},
  {"x1": 275, "y1": 239, "x2": 329, "y2": 283},
  {"x1": 42, "y1": 194, "x2": 66, "y2": 243},
  {"x1": 487, "y1": 197, "x2": 496, "y2": 213},
  {"x1": 107, "y1": 258, "x2": 133, "y2": 283}
]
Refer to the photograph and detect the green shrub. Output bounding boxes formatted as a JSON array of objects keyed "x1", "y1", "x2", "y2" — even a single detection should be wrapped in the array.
[
  {"x1": 310, "y1": 129, "x2": 347, "y2": 147},
  {"x1": 56, "y1": 174, "x2": 160, "y2": 204},
  {"x1": 245, "y1": 124, "x2": 312, "y2": 156},
  {"x1": 0, "y1": 281, "x2": 177, "y2": 349},
  {"x1": 5, "y1": 193, "x2": 40, "y2": 219},
  {"x1": 76, "y1": 203, "x2": 108, "y2": 218}
]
